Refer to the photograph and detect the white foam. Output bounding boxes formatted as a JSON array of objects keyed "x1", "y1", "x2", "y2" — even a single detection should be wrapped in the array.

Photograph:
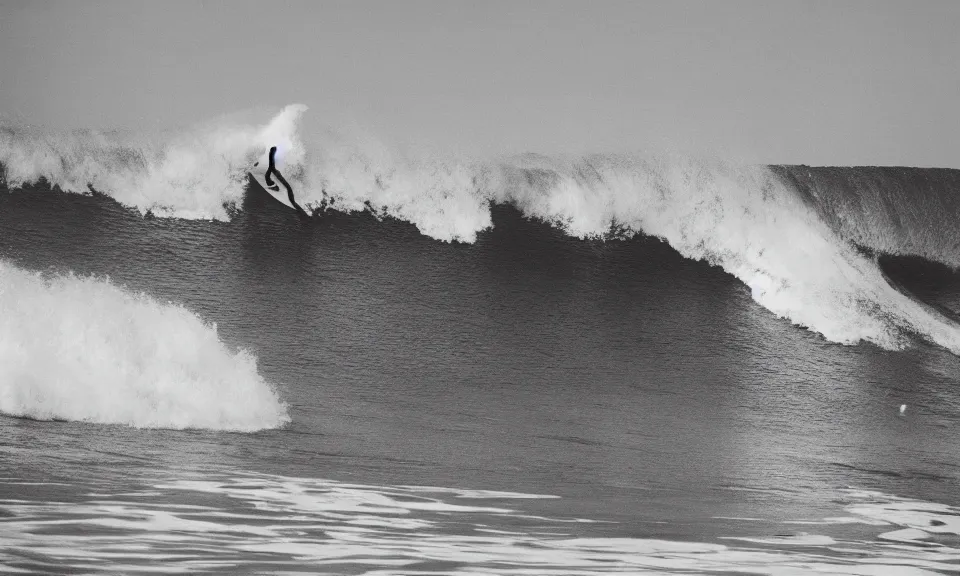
[
  {"x1": 724, "y1": 533, "x2": 837, "y2": 546},
  {"x1": 0, "y1": 260, "x2": 288, "y2": 430},
  {"x1": 878, "y1": 528, "x2": 932, "y2": 543}
]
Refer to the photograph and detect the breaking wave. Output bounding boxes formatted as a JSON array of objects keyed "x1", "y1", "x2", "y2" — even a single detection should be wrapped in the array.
[
  {"x1": 0, "y1": 260, "x2": 289, "y2": 430},
  {"x1": 3, "y1": 105, "x2": 960, "y2": 355}
]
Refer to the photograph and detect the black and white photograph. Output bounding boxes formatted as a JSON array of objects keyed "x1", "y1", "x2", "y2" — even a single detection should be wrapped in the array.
[{"x1": 2, "y1": 1, "x2": 960, "y2": 573}]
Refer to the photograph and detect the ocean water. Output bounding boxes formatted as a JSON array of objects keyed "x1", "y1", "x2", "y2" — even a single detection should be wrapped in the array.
[{"x1": 2, "y1": 107, "x2": 960, "y2": 574}]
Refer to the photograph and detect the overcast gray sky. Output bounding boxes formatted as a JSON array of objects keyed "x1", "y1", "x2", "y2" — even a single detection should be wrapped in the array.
[{"x1": 1, "y1": 0, "x2": 958, "y2": 166}]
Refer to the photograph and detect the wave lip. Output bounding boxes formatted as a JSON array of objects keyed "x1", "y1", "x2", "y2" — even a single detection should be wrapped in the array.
[{"x1": 0, "y1": 261, "x2": 289, "y2": 431}]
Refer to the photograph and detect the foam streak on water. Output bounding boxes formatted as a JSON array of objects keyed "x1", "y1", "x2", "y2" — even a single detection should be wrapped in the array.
[{"x1": 0, "y1": 473, "x2": 955, "y2": 575}]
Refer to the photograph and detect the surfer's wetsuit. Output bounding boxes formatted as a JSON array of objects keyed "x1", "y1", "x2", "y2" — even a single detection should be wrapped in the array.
[{"x1": 264, "y1": 146, "x2": 307, "y2": 215}]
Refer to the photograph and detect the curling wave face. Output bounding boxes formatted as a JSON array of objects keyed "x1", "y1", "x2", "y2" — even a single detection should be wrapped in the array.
[
  {"x1": 3, "y1": 105, "x2": 960, "y2": 355},
  {"x1": 0, "y1": 260, "x2": 289, "y2": 430},
  {"x1": 773, "y1": 165, "x2": 960, "y2": 268}
]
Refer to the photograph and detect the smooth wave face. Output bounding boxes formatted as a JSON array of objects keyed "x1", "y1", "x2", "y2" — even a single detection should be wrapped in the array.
[
  {"x1": 0, "y1": 260, "x2": 289, "y2": 430},
  {"x1": 775, "y1": 165, "x2": 960, "y2": 268},
  {"x1": 4, "y1": 106, "x2": 960, "y2": 356}
]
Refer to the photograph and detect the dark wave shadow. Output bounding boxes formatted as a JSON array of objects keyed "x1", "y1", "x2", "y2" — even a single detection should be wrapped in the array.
[{"x1": 877, "y1": 252, "x2": 960, "y2": 324}]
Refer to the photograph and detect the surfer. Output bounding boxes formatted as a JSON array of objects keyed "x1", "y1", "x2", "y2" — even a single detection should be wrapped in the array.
[
  {"x1": 252, "y1": 145, "x2": 309, "y2": 217},
  {"x1": 261, "y1": 146, "x2": 306, "y2": 214}
]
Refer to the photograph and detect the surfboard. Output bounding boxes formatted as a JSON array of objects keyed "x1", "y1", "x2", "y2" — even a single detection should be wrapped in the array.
[
  {"x1": 247, "y1": 170, "x2": 298, "y2": 210},
  {"x1": 247, "y1": 171, "x2": 311, "y2": 218}
]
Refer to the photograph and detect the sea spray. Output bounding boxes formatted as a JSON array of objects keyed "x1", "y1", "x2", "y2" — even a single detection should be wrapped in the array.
[{"x1": 0, "y1": 105, "x2": 308, "y2": 220}]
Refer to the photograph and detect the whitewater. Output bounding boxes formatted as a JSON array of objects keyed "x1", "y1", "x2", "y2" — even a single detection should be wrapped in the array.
[
  {"x1": 0, "y1": 260, "x2": 288, "y2": 430},
  {"x1": 3, "y1": 104, "x2": 960, "y2": 357}
]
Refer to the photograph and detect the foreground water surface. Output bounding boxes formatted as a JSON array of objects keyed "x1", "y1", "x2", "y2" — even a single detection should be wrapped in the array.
[{"x1": 1, "y1": 183, "x2": 960, "y2": 574}]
